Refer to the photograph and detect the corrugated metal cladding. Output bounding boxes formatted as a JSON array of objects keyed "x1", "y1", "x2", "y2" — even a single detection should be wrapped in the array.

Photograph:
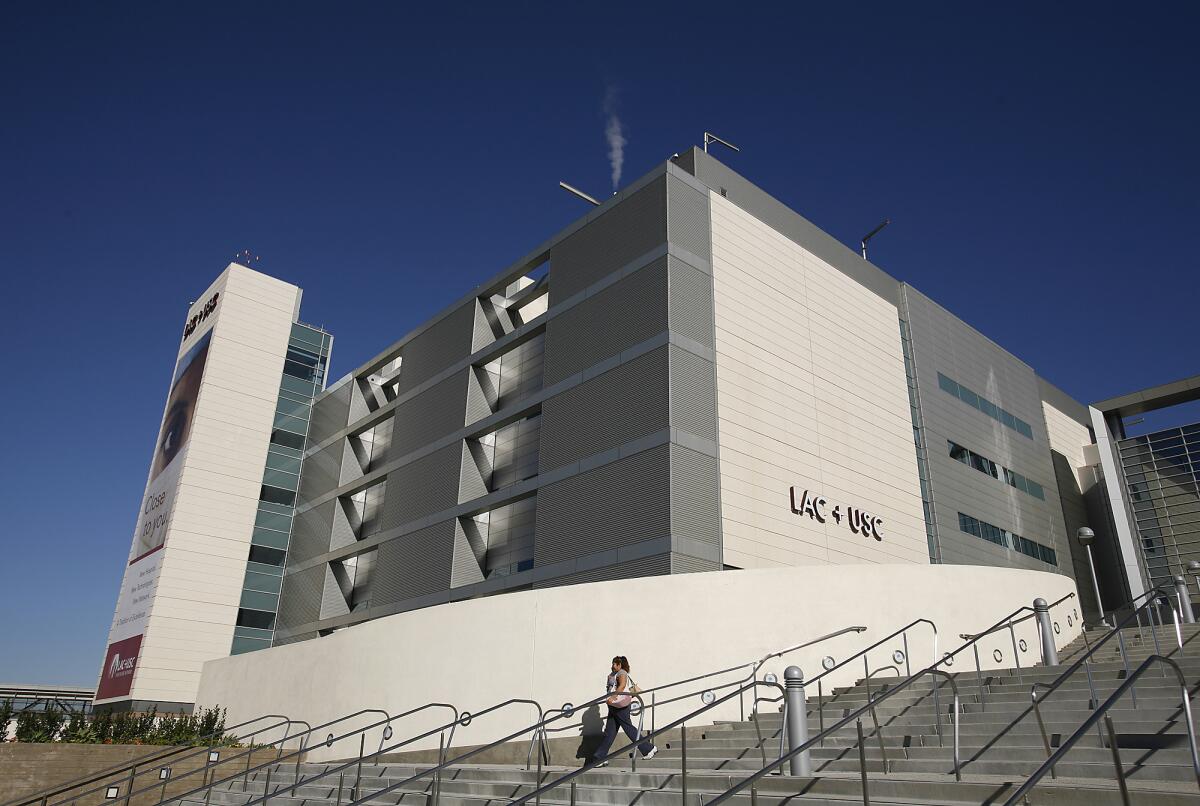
[
  {"x1": 319, "y1": 565, "x2": 350, "y2": 620},
  {"x1": 299, "y1": 440, "x2": 345, "y2": 502},
  {"x1": 538, "y1": 346, "x2": 671, "y2": 473},
  {"x1": 542, "y1": 256, "x2": 668, "y2": 386},
  {"x1": 471, "y1": 299, "x2": 497, "y2": 352},
  {"x1": 450, "y1": 519, "x2": 486, "y2": 588},
  {"x1": 534, "y1": 443, "x2": 672, "y2": 566},
  {"x1": 549, "y1": 178, "x2": 667, "y2": 304},
  {"x1": 670, "y1": 444, "x2": 721, "y2": 555},
  {"x1": 274, "y1": 564, "x2": 325, "y2": 632},
  {"x1": 378, "y1": 443, "x2": 464, "y2": 529},
  {"x1": 308, "y1": 382, "x2": 351, "y2": 446},
  {"x1": 288, "y1": 499, "x2": 336, "y2": 565},
  {"x1": 669, "y1": 346, "x2": 718, "y2": 443},
  {"x1": 667, "y1": 175, "x2": 711, "y2": 261},
  {"x1": 395, "y1": 301, "x2": 476, "y2": 395},
  {"x1": 348, "y1": 378, "x2": 374, "y2": 423},
  {"x1": 328, "y1": 498, "x2": 359, "y2": 551},
  {"x1": 457, "y1": 441, "x2": 489, "y2": 503},
  {"x1": 533, "y1": 554, "x2": 672, "y2": 589},
  {"x1": 671, "y1": 554, "x2": 716, "y2": 574},
  {"x1": 374, "y1": 521, "x2": 455, "y2": 605},
  {"x1": 668, "y1": 257, "x2": 715, "y2": 349},
  {"x1": 391, "y1": 370, "x2": 471, "y2": 456}
]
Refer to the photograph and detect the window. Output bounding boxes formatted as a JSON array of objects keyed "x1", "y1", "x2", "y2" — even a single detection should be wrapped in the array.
[
  {"x1": 937, "y1": 372, "x2": 1034, "y2": 440},
  {"x1": 259, "y1": 485, "x2": 296, "y2": 506},
  {"x1": 249, "y1": 545, "x2": 287, "y2": 566},
  {"x1": 949, "y1": 441, "x2": 970, "y2": 464},
  {"x1": 938, "y1": 373, "x2": 959, "y2": 396},
  {"x1": 959, "y1": 511, "x2": 1057, "y2": 566},
  {"x1": 236, "y1": 609, "x2": 276, "y2": 630},
  {"x1": 270, "y1": 429, "x2": 306, "y2": 451}
]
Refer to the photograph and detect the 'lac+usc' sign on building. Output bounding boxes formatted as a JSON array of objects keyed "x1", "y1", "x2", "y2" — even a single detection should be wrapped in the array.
[{"x1": 789, "y1": 486, "x2": 885, "y2": 541}]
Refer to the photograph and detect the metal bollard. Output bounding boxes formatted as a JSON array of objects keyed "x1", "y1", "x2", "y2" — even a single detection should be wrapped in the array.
[
  {"x1": 1034, "y1": 598, "x2": 1059, "y2": 666},
  {"x1": 784, "y1": 666, "x2": 812, "y2": 776},
  {"x1": 1175, "y1": 576, "x2": 1196, "y2": 624}
]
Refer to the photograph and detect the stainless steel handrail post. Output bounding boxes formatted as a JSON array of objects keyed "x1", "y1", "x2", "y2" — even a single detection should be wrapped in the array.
[
  {"x1": 336, "y1": 773, "x2": 344, "y2": 806},
  {"x1": 855, "y1": 719, "x2": 870, "y2": 806},
  {"x1": 263, "y1": 768, "x2": 271, "y2": 806},
  {"x1": 902, "y1": 632, "x2": 912, "y2": 678},
  {"x1": 971, "y1": 644, "x2": 985, "y2": 711},
  {"x1": 353, "y1": 735, "x2": 364, "y2": 801},
  {"x1": 1001, "y1": 654, "x2": 1200, "y2": 804},
  {"x1": 1116, "y1": 629, "x2": 1136, "y2": 709},
  {"x1": 292, "y1": 736, "x2": 304, "y2": 796},
  {"x1": 1007, "y1": 623, "x2": 1022, "y2": 682},
  {"x1": 1031, "y1": 687, "x2": 1056, "y2": 780},
  {"x1": 816, "y1": 681, "x2": 824, "y2": 747},
  {"x1": 680, "y1": 723, "x2": 687, "y2": 806},
  {"x1": 1104, "y1": 715, "x2": 1131, "y2": 806}
]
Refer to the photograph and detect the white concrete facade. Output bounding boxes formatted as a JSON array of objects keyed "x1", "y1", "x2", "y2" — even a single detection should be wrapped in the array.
[
  {"x1": 197, "y1": 564, "x2": 1080, "y2": 761},
  {"x1": 708, "y1": 194, "x2": 929, "y2": 569},
  {"x1": 97, "y1": 264, "x2": 302, "y2": 708}
]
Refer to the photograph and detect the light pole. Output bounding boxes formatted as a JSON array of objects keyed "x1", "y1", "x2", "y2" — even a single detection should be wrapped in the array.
[{"x1": 1077, "y1": 527, "x2": 1108, "y2": 626}]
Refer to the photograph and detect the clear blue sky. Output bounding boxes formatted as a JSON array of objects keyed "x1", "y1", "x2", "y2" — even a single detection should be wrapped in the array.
[{"x1": 2, "y1": 4, "x2": 1197, "y2": 685}]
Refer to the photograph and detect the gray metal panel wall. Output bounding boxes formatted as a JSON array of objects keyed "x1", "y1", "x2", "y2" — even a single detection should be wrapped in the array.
[
  {"x1": 533, "y1": 554, "x2": 672, "y2": 589},
  {"x1": 670, "y1": 443, "x2": 721, "y2": 567},
  {"x1": 392, "y1": 370, "x2": 471, "y2": 456},
  {"x1": 534, "y1": 444, "x2": 672, "y2": 566},
  {"x1": 667, "y1": 174, "x2": 711, "y2": 262},
  {"x1": 373, "y1": 521, "x2": 455, "y2": 606},
  {"x1": 549, "y1": 178, "x2": 667, "y2": 304},
  {"x1": 902, "y1": 284, "x2": 1075, "y2": 579},
  {"x1": 669, "y1": 346, "x2": 717, "y2": 443},
  {"x1": 274, "y1": 564, "x2": 324, "y2": 633},
  {"x1": 396, "y1": 301, "x2": 476, "y2": 395},
  {"x1": 668, "y1": 257, "x2": 714, "y2": 349},
  {"x1": 542, "y1": 256, "x2": 669, "y2": 386},
  {"x1": 378, "y1": 443, "x2": 464, "y2": 530},
  {"x1": 287, "y1": 499, "x2": 335, "y2": 566},
  {"x1": 538, "y1": 347, "x2": 671, "y2": 473},
  {"x1": 299, "y1": 440, "x2": 346, "y2": 502},
  {"x1": 308, "y1": 381, "x2": 352, "y2": 446}
]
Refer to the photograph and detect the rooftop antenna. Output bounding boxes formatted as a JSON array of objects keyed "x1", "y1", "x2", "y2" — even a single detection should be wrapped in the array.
[
  {"x1": 860, "y1": 219, "x2": 890, "y2": 260},
  {"x1": 559, "y1": 181, "x2": 601, "y2": 206},
  {"x1": 703, "y1": 132, "x2": 740, "y2": 154}
]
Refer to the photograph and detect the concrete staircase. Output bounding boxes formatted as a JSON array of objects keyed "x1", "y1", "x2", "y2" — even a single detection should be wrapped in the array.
[{"x1": 177, "y1": 624, "x2": 1200, "y2": 806}]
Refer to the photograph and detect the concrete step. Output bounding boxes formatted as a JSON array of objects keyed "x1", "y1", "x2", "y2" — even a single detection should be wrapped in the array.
[{"x1": 189, "y1": 763, "x2": 1200, "y2": 806}]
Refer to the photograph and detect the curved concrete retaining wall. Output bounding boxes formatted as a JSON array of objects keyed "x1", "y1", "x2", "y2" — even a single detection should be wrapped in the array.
[{"x1": 196, "y1": 565, "x2": 1080, "y2": 761}]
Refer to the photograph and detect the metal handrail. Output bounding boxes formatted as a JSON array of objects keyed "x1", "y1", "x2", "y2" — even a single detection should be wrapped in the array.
[
  {"x1": 948, "y1": 591, "x2": 1077, "y2": 709},
  {"x1": 702, "y1": 666, "x2": 964, "y2": 806},
  {"x1": 31, "y1": 715, "x2": 302, "y2": 806},
  {"x1": 962, "y1": 586, "x2": 1185, "y2": 775},
  {"x1": 141, "y1": 703, "x2": 457, "y2": 806},
  {"x1": 209, "y1": 699, "x2": 543, "y2": 806},
  {"x1": 1002, "y1": 654, "x2": 1200, "y2": 804},
  {"x1": 2, "y1": 713, "x2": 292, "y2": 806},
  {"x1": 504, "y1": 679, "x2": 787, "y2": 806},
  {"x1": 800, "y1": 618, "x2": 937, "y2": 744},
  {"x1": 702, "y1": 595, "x2": 1081, "y2": 806},
  {"x1": 174, "y1": 626, "x2": 869, "y2": 806},
  {"x1": 338, "y1": 628, "x2": 869, "y2": 806}
]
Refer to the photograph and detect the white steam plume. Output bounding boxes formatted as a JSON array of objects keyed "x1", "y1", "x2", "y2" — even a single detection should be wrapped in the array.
[{"x1": 604, "y1": 87, "x2": 626, "y2": 191}]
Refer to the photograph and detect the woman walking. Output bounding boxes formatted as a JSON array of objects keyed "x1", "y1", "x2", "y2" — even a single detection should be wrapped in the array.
[{"x1": 589, "y1": 655, "x2": 657, "y2": 766}]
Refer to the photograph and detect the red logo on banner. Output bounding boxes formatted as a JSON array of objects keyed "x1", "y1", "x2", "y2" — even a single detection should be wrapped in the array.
[{"x1": 96, "y1": 634, "x2": 143, "y2": 700}]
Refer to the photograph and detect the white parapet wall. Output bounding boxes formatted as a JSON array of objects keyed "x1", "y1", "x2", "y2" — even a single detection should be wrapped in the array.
[{"x1": 197, "y1": 565, "x2": 1080, "y2": 761}]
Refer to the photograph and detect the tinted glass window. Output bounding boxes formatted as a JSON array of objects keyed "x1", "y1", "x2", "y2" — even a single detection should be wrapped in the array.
[
  {"x1": 236, "y1": 608, "x2": 276, "y2": 630},
  {"x1": 271, "y1": 429, "x2": 306, "y2": 451}
]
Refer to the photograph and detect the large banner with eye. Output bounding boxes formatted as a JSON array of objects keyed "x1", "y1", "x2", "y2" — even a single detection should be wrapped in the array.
[{"x1": 97, "y1": 297, "x2": 218, "y2": 701}]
